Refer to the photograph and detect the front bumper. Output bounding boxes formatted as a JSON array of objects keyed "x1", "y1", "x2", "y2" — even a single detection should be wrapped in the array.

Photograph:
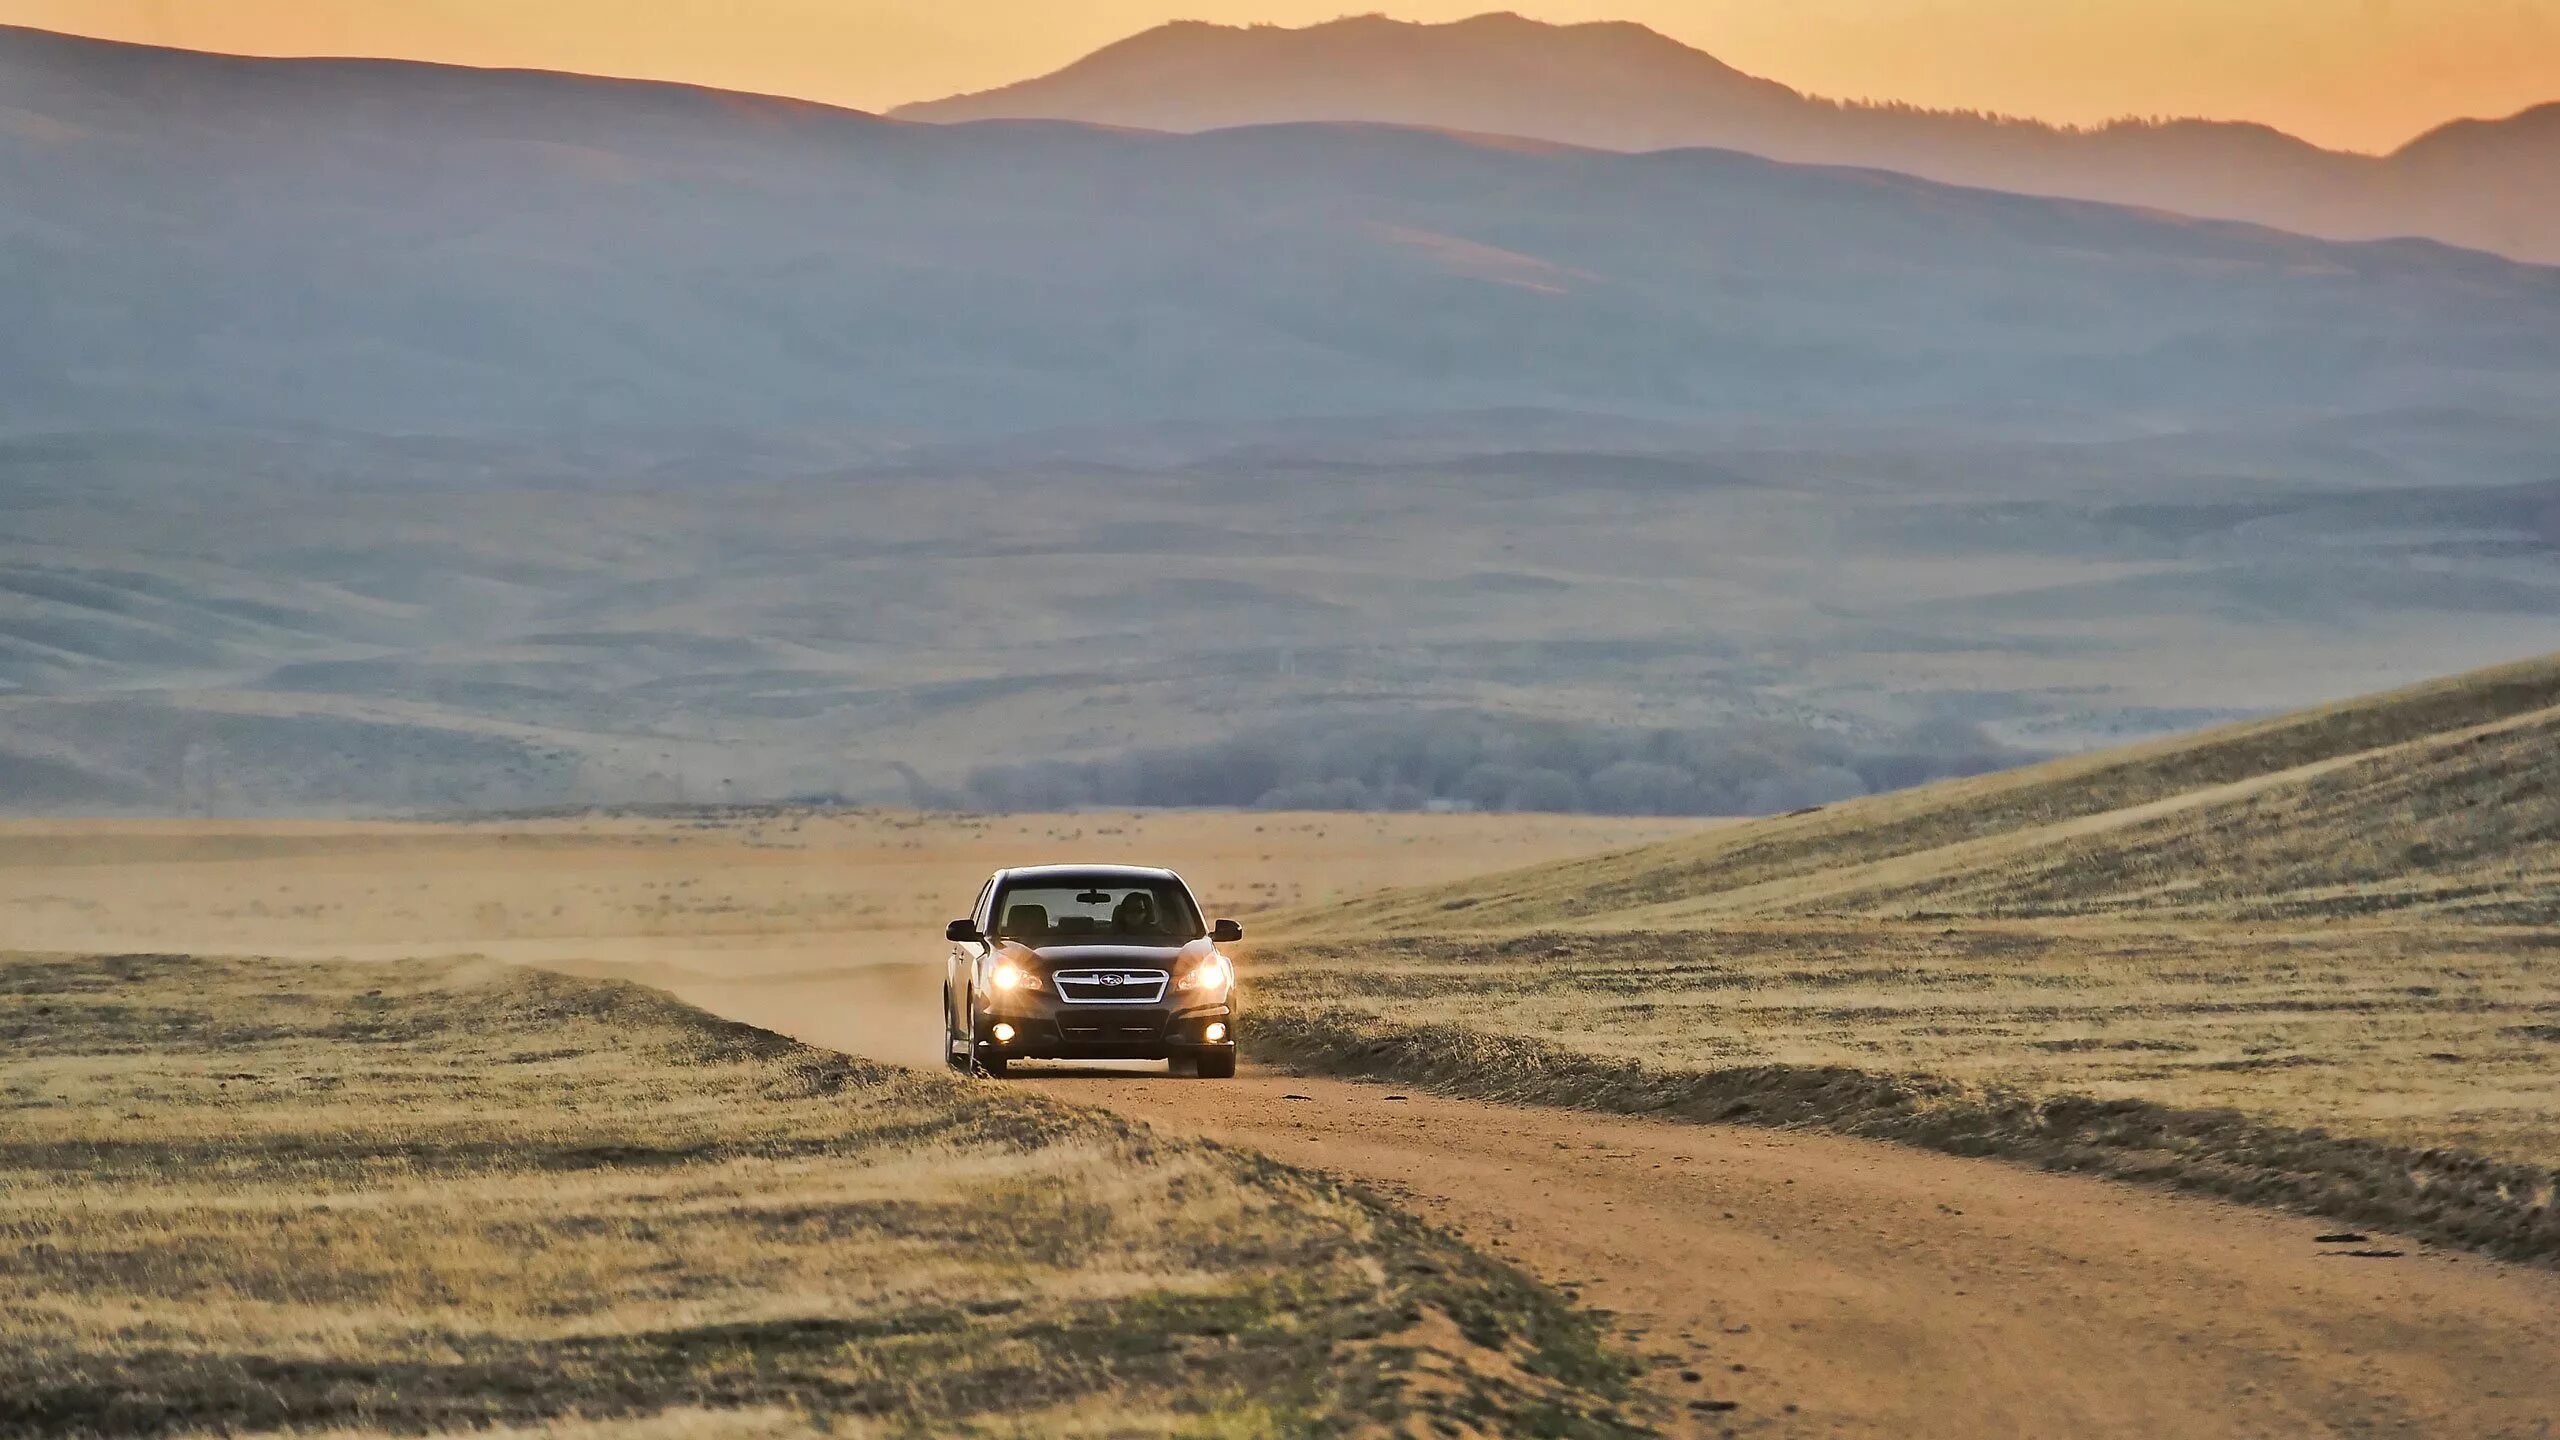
[{"x1": 976, "y1": 994, "x2": 1235, "y2": 1060}]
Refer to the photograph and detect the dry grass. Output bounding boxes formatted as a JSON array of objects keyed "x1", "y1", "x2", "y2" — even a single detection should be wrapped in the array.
[
  {"x1": 1257, "y1": 923, "x2": 2560, "y2": 1166},
  {"x1": 0, "y1": 952, "x2": 1649, "y2": 1438},
  {"x1": 1299, "y1": 653, "x2": 2560, "y2": 934},
  {"x1": 0, "y1": 808, "x2": 1695, "y2": 976},
  {"x1": 1242, "y1": 1011, "x2": 2560, "y2": 1265},
  {"x1": 1243, "y1": 655, "x2": 2560, "y2": 1241}
]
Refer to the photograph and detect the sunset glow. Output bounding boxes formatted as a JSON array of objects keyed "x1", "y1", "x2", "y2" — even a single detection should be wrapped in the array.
[{"x1": 6, "y1": 0, "x2": 2553, "y2": 153}]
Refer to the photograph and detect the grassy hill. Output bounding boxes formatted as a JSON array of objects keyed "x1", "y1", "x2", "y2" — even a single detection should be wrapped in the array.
[
  {"x1": 1301, "y1": 653, "x2": 2560, "y2": 932},
  {"x1": 1253, "y1": 654, "x2": 2560, "y2": 1256}
]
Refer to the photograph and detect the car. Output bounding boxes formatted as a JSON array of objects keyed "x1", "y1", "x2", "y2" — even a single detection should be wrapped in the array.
[{"x1": 942, "y1": 864, "x2": 1241, "y2": 1078}]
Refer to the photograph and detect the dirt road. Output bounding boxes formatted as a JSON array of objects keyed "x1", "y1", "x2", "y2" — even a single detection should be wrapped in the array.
[
  {"x1": 668, "y1": 976, "x2": 2560, "y2": 1439},
  {"x1": 1000, "y1": 1065, "x2": 2559, "y2": 1440}
]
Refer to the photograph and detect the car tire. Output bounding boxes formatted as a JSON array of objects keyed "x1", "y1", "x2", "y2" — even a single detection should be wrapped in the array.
[
  {"x1": 959, "y1": 991, "x2": 1008, "y2": 1077},
  {"x1": 1192, "y1": 1047, "x2": 1236, "y2": 1079},
  {"x1": 945, "y1": 999, "x2": 972, "y2": 1072}
]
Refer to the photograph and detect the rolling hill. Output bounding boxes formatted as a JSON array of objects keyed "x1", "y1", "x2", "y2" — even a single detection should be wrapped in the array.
[
  {"x1": 896, "y1": 12, "x2": 2560, "y2": 265},
  {"x1": 1302, "y1": 652, "x2": 2560, "y2": 933}
]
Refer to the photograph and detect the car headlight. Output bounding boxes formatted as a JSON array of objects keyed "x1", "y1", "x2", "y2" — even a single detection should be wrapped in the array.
[
  {"x1": 988, "y1": 960, "x2": 1039, "y2": 992},
  {"x1": 1175, "y1": 954, "x2": 1232, "y2": 993}
]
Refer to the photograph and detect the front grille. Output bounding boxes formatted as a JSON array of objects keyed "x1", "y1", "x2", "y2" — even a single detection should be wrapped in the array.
[
  {"x1": 1057, "y1": 1007, "x2": 1171, "y2": 1044},
  {"x1": 1053, "y1": 969, "x2": 1169, "y2": 1005}
]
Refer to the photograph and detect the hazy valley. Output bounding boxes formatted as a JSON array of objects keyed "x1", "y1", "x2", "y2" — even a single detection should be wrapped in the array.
[
  {"x1": 9, "y1": 413, "x2": 2560, "y2": 814},
  {"x1": 4, "y1": 23, "x2": 2559, "y2": 817}
]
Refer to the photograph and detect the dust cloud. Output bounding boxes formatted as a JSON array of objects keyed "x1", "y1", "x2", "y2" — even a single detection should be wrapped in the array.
[{"x1": 653, "y1": 962, "x2": 946, "y2": 1068}]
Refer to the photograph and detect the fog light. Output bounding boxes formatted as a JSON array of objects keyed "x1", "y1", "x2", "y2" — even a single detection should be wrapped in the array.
[
  {"x1": 991, "y1": 1023, "x2": 1016, "y2": 1043},
  {"x1": 1205, "y1": 1022, "x2": 1228, "y2": 1042}
]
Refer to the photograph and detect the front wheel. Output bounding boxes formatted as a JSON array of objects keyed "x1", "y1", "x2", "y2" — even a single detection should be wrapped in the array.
[
  {"x1": 960, "y1": 988, "x2": 1008, "y2": 1077},
  {"x1": 1187, "y1": 1047, "x2": 1237, "y2": 1079}
]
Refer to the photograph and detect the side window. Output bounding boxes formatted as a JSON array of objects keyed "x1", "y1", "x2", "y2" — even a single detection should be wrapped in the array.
[{"x1": 971, "y1": 876, "x2": 997, "y2": 933}]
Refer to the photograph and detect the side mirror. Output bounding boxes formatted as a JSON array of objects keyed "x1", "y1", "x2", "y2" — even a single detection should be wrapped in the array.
[
  {"x1": 1211, "y1": 918, "x2": 1244, "y2": 944},
  {"x1": 946, "y1": 919, "x2": 981, "y2": 943}
]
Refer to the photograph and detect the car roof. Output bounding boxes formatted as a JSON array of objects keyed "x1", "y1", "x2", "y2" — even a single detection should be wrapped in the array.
[{"x1": 995, "y1": 863, "x2": 1184, "y2": 886}]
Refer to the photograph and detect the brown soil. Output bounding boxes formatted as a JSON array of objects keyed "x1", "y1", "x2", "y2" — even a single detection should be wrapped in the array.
[
  {"x1": 1241, "y1": 1010, "x2": 2560, "y2": 1262},
  {"x1": 1000, "y1": 1064, "x2": 2560, "y2": 1440}
]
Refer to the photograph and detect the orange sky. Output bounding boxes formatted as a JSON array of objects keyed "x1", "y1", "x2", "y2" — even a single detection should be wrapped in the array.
[{"x1": 7, "y1": 1, "x2": 2555, "y2": 153}]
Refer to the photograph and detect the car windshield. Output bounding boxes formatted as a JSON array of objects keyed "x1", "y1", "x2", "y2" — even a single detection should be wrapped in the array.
[{"x1": 991, "y1": 880, "x2": 1203, "y2": 943}]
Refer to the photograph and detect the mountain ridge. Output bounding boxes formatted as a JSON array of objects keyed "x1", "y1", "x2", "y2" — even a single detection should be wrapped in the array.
[
  {"x1": 894, "y1": 12, "x2": 2560, "y2": 263},
  {"x1": 8, "y1": 20, "x2": 2560, "y2": 442}
]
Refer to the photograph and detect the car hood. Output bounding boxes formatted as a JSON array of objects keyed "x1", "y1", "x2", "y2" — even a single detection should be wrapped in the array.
[{"x1": 1004, "y1": 940, "x2": 1213, "y2": 971}]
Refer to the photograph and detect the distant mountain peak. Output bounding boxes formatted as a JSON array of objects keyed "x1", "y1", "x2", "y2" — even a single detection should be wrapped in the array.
[
  {"x1": 2395, "y1": 100, "x2": 2560, "y2": 159},
  {"x1": 893, "y1": 12, "x2": 2556, "y2": 264},
  {"x1": 897, "y1": 12, "x2": 1795, "y2": 133}
]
